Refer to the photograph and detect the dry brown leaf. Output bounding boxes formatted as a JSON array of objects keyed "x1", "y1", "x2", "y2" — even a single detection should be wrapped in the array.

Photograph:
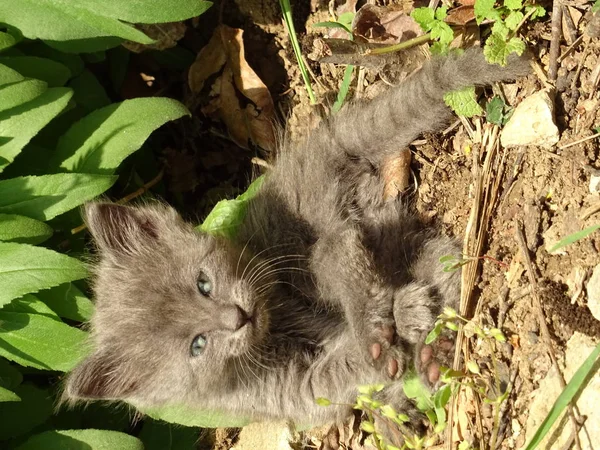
[
  {"x1": 457, "y1": 0, "x2": 476, "y2": 5},
  {"x1": 445, "y1": 5, "x2": 476, "y2": 26},
  {"x1": 353, "y1": 4, "x2": 422, "y2": 44},
  {"x1": 189, "y1": 25, "x2": 276, "y2": 152}
]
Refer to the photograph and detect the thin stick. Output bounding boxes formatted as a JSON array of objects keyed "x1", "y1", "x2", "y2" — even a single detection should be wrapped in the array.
[
  {"x1": 558, "y1": 131, "x2": 600, "y2": 149},
  {"x1": 71, "y1": 169, "x2": 165, "y2": 235},
  {"x1": 515, "y1": 223, "x2": 583, "y2": 450},
  {"x1": 365, "y1": 33, "x2": 431, "y2": 55},
  {"x1": 558, "y1": 34, "x2": 584, "y2": 63},
  {"x1": 561, "y1": 6, "x2": 578, "y2": 45},
  {"x1": 548, "y1": 2, "x2": 563, "y2": 82}
]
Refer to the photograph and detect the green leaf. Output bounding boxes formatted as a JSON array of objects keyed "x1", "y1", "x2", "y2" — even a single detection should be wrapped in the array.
[
  {"x1": 312, "y1": 21, "x2": 352, "y2": 33},
  {"x1": 484, "y1": 34, "x2": 526, "y2": 66},
  {"x1": 0, "y1": 357, "x2": 22, "y2": 389},
  {"x1": 0, "y1": 87, "x2": 73, "y2": 173},
  {"x1": 594, "y1": 0, "x2": 600, "y2": 13},
  {"x1": 0, "y1": 173, "x2": 117, "y2": 221},
  {"x1": 140, "y1": 403, "x2": 250, "y2": 428},
  {"x1": 491, "y1": 20, "x2": 510, "y2": 39},
  {"x1": 525, "y1": 4, "x2": 546, "y2": 18},
  {"x1": 338, "y1": 12, "x2": 355, "y2": 30},
  {"x1": 139, "y1": 420, "x2": 199, "y2": 450},
  {"x1": 0, "y1": 56, "x2": 71, "y2": 87},
  {"x1": 411, "y1": 7, "x2": 436, "y2": 31},
  {"x1": 199, "y1": 176, "x2": 265, "y2": 239},
  {"x1": 52, "y1": 98, "x2": 190, "y2": 174},
  {"x1": 3, "y1": 294, "x2": 61, "y2": 320},
  {"x1": 444, "y1": 86, "x2": 483, "y2": 117},
  {"x1": 466, "y1": 360, "x2": 481, "y2": 374},
  {"x1": 486, "y1": 96, "x2": 505, "y2": 125},
  {"x1": 332, "y1": 64, "x2": 354, "y2": 113},
  {"x1": 0, "y1": 31, "x2": 17, "y2": 52},
  {"x1": 403, "y1": 371, "x2": 434, "y2": 411},
  {"x1": 36, "y1": 283, "x2": 94, "y2": 322},
  {"x1": 0, "y1": 0, "x2": 153, "y2": 53},
  {"x1": 505, "y1": 11, "x2": 524, "y2": 30},
  {"x1": 474, "y1": 0, "x2": 500, "y2": 24},
  {"x1": 524, "y1": 342, "x2": 600, "y2": 450},
  {"x1": 16, "y1": 429, "x2": 145, "y2": 450},
  {"x1": 0, "y1": 306, "x2": 88, "y2": 371},
  {"x1": 18, "y1": 42, "x2": 85, "y2": 77},
  {"x1": 0, "y1": 213, "x2": 53, "y2": 245},
  {"x1": 316, "y1": 397, "x2": 332, "y2": 406},
  {"x1": 0, "y1": 384, "x2": 52, "y2": 440},
  {"x1": 425, "y1": 321, "x2": 443, "y2": 344},
  {"x1": 431, "y1": 21, "x2": 454, "y2": 46},
  {"x1": 433, "y1": 384, "x2": 451, "y2": 424},
  {"x1": 0, "y1": 384, "x2": 19, "y2": 402},
  {"x1": 0, "y1": 78, "x2": 48, "y2": 113},
  {"x1": 361, "y1": 421, "x2": 375, "y2": 433},
  {"x1": 504, "y1": 0, "x2": 523, "y2": 10},
  {"x1": 69, "y1": 69, "x2": 111, "y2": 113},
  {"x1": 0, "y1": 242, "x2": 87, "y2": 308},
  {"x1": 549, "y1": 224, "x2": 600, "y2": 253},
  {"x1": 435, "y1": 6, "x2": 448, "y2": 20},
  {"x1": 0, "y1": 63, "x2": 24, "y2": 85}
]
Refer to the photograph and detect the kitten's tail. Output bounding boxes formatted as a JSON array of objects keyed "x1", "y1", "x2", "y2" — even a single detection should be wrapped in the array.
[{"x1": 327, "y1": 49, "x2": 530, "y2": 161}]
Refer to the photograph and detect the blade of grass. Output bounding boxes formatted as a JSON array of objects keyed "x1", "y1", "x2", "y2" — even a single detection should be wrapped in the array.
[
  {"x1": 524, "y1": 342, "x2": 600, "y2": 450},
  {"x1": 279, "y1": 0, "x2": 316, "y2": 104},
  {"x1": 332, "y1": 64, "x2": 354, "y2": 113},
  {"x1": 549, "y1": 224, "x2": 600, "y2": 253}
]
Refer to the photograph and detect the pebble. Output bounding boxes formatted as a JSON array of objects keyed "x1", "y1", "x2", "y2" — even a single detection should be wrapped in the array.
[
  {"x1": 500, "y1": 88, "x2": 560, "y2": 148},
  {"x1": 587, "y1": 264, "x2": 600, "y2": 321}
]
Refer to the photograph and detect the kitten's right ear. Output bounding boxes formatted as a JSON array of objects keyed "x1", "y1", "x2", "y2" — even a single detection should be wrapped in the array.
[{"x1": 85, "y1": 203, "x2": 158, "y2": 255}]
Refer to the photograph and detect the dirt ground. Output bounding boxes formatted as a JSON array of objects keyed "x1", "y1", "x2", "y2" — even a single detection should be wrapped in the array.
[{"x1": 145, "y1": 0, "x2": 600, "y2": 448}]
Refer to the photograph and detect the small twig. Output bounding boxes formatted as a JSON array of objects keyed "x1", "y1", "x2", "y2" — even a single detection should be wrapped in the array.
[
  {"x1": 70, "y1": 169, "x2": 165, "y2": 235},
  {"x1": 515, "y1": 223, "x2": 583, "y2": 450},
  {"x1": 561, "y1": 6, "x2": 578, "y2": 45},
  {"x1": 365, "y1": 33, "x2": 432, "y2": 55},
  {"x1": 548, "y1": 2, "x2": 563, "y2": 82},
  {"x1": 570, "y1": 38, "x2": 591, "y2": 92},
  {"x1": 512, "y1": 6, "x2": 539, "y2": 36},
  {"x1": 558, "y1": 131, "x2": 600, "y2": 150},
  {"x1": 558, "y1": 34, "x2": 585, "y2": 63}
]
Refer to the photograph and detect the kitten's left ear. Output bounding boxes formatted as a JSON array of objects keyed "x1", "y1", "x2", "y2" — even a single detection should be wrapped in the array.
[
  {"x1": 85, "y1": 203, "x2": 159, "y2": 255},
  {"x1": 64, "y1": 351, "x2": 140, "y2": 402}
]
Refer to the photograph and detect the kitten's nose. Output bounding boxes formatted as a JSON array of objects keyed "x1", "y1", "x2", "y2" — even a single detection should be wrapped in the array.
[
  {"x1": 220, "y1": 304, "x2": 252, "y2": 331},
  {"x1": 234, "y1": 305, "x2": 252, "y2": 331}
]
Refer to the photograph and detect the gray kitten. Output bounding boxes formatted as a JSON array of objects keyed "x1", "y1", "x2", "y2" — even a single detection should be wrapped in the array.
[{"x1": 64, "y1": 49, "x2": 529, "y2": 431}]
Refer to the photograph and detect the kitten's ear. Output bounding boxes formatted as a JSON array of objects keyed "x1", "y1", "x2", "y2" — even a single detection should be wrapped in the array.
[
  {"x1": 65, "y1": 352, "x2": 138, "y2": 401},
  {"x1": 85, "y1": 203, "x2": 159, "y2": 255}
]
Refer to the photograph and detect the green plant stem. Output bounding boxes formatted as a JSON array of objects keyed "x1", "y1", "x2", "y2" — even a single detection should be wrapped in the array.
[
  {"x1": 510, "y1": 6, "x2": 538, "y2": 37},
  {"x1": 365, "y1": 33, "x2": 431, "y2": 55},
  {"x1": 332, "y1": 64, "x2": 354, "y2": 113},
  {"x1": 279, "y1": 0, "x2": 316, "y2": 104}
]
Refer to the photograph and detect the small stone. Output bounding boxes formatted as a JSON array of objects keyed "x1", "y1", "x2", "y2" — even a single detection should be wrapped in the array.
[
  {"x1": 500, "y1": 89, "x2": 560, "y2": 148},
  {"x1": 590, "y1": 174, "x2": 600, "y2": 194},
  {"x1": 232, "y1": 422, "x2": 295, "y2": 450},
  {"x1": 587, "y1": 264, "x2": 600, "y2": 321}
]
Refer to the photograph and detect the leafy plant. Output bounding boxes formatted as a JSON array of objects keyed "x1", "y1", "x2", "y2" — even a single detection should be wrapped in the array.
[{"x1": 411, "y1": 6, "x2": 454, "y2": 56}]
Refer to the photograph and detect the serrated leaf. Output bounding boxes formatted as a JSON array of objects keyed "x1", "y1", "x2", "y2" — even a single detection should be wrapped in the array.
[
  {"x1": 0, "y1": 0, "x2": 153, "y2": 53},
  {"x1": 435, "y1": 6, "x2": 448, "y2": 20},
  {"x1": 0, "y1": 173, "x2": 117, "y2": 221},
  {"x1": 52, "y1": 98, "x2": 190, "y2": 174},
  {"x1": 431, "y1": 21, "x2": 454, "y2": 45},
  {"x1": 0, "y1": 56, "x2": 71, "y2": 87},
  {"x1": 484, "y1": 34, "x2": 526, "y2": 66},
  {"x1": 0, "y1": 87, "x2": 73, "y2": 173},
  {"x1": 504, "y1": 0, "x2": 522, "y2": 10},
  {"x1": 444, "y1": 86, "x2": 483, "y2": 117},
  {"x1": 16, "y1": 429, "x2": 144, "y2": 450},
  {"x1": 139, "y1": 420, "x2": 199, "y2": 450},
  {"x1": 0, "y1": 242, "x2": 87, "y2": 308},
  {"x1": 0, "y1": 79, "x2": 48, "y2": 113},
  {"x1": 0, "y1": 384, "x2": 52, "y2": 440},
  {"x1": 491, "y1": 20, "x2": 510, "y2": 39},
  {"x1": 199, "y1": 176, "x2": 265, "y2": 239},
  {"x1": 0, "y1": 308, "x2": 88, "y2": 371},
  {"x1": 36, "y1": 283, "x2": 94, "y2": 322},
  {"x1": 526, "y1": 4, "x2": 547, "y2": 18},
  {"x1": 411, "y1": 7, "x2": 436, "y2": 31},
  {"x1": 140, "y1": 403, "x2": 250, "y2": 428},
  {"x1": 474, "y1": 0, "x2": 498, "y2": 23},
  {"x1": 0, "y1": 214, "x2": 53, "y2": 245},
  {"x1": 505, "y1": 11, "x2": 524, "y2": 30},
  {"x1": 486, "y1": 96, "x2": 505, "y2": 125},
  {"x1": 0, "y1": 32, "x2": 17, "y2": 52},
  {"x1": 0, "y1": 385, "x2": 19, "y2": 402}
]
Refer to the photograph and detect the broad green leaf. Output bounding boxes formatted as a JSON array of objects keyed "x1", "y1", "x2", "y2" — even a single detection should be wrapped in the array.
[
  {"x1": 549, "y1": 224, "x2": 600, "y2": 253},
  {"x1": 69, "y1": 70, "x2": 111, "y2": 113},
  {"x1": 403, "y1": 371, "x2": 434, "y2": 412},
  {"x1": 0, "y1": 63, "x2": 24, "y2": 85},
  {"x1": 0, "y1": 357, "x2": 22, "y2": 389},
  {"x1": 139, "y1": 420, "x2": 199, "y2": 450},
  {"x1": 0, "y1": 56, "x2": 71, "y2": 87},
  {"x1": 0, "y1": 78, "x2": 48, "y2": 113},
  {"x1": 431, "y1": 21, "x2": 454, "y2": 45},
  {"x1": 0, "y1": 0, "x2": 153, "y2": 53},
  {"x1": 525, "y1": 4, "x2": 546, "y2": 18},
  {"x1": 411, "y1": 7, "x2": 435, "y2": 31},
  {"x1": 0, "y1": 173, "x2": 117, "y2": 220},
  {"x1": 484, "y1": 34, "x2": 526, "y2": 66},
  {"x1": 504, "y1": 0, "x2": 523, "y2": 10},
  {"x1": 0, "y1": 307, "x2": 88, "y2": 371},
  {"x1": 0, "y1": 87, "x2": 73, "y2": 172},
  {"x1": 0, "y1": 384, "x2": 19, "y2": 402},
  {"x1": 474, "y1": 0, "x2": 500, "y2": 24},
  {"x1": 444, "y1": 86, "x2": 483, "y2": 117},
  {"x1": 0, "y1": 32, "x2": 17, "y2": 52},
  {"x1": 199, "y1": 176, "x2": 265, "y2": 239},
  {"x1": 0, "y1": 384, "x2": 52, "y2": 440},
  {"x1": 486, "y1": 96, "x2": 505, "y2": 125},
  {"x1": 18, "y1": 41, "x2": 85, "y2": 77},
  {"x1": 435, "y1": 6, "x2": 448, "y2": 20},
  {"x1": 524, "y1": 342, "x2": 600, "y2": 450},
  {"x1": 505, "y1": 11, "x2": 524, "y2": 31},
  {"x1": 140, "y1": 403, "x2": 251, "y2": 428},
  {"x1": 52, "y1": 98, "x2": 190, "y2": 174},
  {"x1": 16, "y1": 429, "x2": 144, "y2": 450},
  {"x1": 0, "y1": 242, "x2": 87, "y2": 308},
  {"x1": 3, "y1": 294, "x2": 61, "y2": 320},
  {"x1": 0, "y1": 213, "x2": 53, "y2": 245},
  {"x1": 37, "y1": 283, "x2": 94, "y2": 322}
]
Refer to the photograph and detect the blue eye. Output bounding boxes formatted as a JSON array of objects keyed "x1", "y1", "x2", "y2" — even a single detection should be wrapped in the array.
[
  {"x1": 191, "y1": 334, "x2": 207, "y2": 357},
  {"x1": 197, "y1": 271, "x2": 212, "y2": 296}
]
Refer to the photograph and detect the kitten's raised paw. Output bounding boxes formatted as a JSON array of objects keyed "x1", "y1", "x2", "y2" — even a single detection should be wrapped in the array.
[
  {"x1": 416, "y1": 335, "x2": 454, "y2": 386},
  {"x1": 359, "y1": 319, "x2": 405, "y2": 379}
]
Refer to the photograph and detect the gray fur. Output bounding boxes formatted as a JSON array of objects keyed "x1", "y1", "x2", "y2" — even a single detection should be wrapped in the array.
[{"x1": 64, "y1": 49, "x2": 529, "y2": 427}]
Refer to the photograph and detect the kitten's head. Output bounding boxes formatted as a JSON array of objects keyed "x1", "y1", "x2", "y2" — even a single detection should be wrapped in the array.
[{"x1": 64, "y1": 202, "x2": 271, "y2": 407}]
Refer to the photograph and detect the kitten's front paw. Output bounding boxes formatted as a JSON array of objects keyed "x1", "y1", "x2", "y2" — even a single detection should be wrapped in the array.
[{"x1": 416, "y1": 334, "x2": 454, "y2": 387}]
